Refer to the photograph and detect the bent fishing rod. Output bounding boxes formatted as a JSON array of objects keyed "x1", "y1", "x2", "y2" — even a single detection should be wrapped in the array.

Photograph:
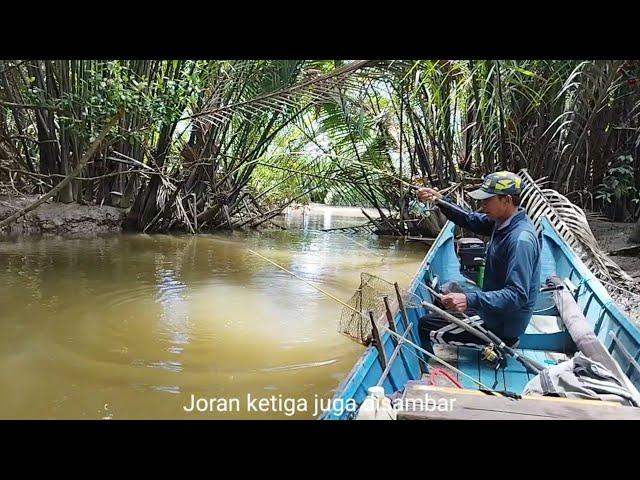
[
  {"x1": 330, "y1": 230, "x2": 542, "y2": 374},
  {"x1": 327, "y1": 230, "x2": 542, "y2": 374},
  {"x1": 246, "y1": 248, "x2": 503, "y2": 395},
  {"x1": 331, "y1": 156, "x2": 462, "y2": 199}
]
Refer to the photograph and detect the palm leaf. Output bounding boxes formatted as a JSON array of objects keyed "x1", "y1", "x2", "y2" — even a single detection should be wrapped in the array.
[{"x1": 189, "y1": 60, "x2": 378, "y2": 129}]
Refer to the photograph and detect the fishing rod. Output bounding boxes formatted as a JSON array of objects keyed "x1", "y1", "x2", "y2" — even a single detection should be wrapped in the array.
[
  {"x1": 318, "y1": 155, "x2": 461, "y2": 198},
  {"x1": 422, "y1": 284, "x2": 544, "y2": 374},
  {"x1": 246, "y1": 248, "x2": 504, "y2": 395},
  {"x1": 382, "y1": 326, "x2": 500, "y2": 395},
  {"x1": 247, "y1": 249, "x2": 361, "y2": 316},
  {"x1": 331, "y1": 222, "x2": 544, "y2": 375},
  {"x1": 422, "y1": 301, "x2": 543, "y2": 375},
  {"x1": 345, "y1": 158, "x2": 419, "y2": 191}
]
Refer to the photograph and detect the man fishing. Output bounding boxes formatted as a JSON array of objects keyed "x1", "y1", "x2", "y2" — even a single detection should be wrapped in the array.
[{"x1": 416, "y1": 171, "x2": 541, "y2": 352}]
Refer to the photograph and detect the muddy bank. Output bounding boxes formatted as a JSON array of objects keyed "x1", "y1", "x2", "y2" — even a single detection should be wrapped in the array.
[
  {"x1": 587, "y1": 215, "x2": 640, "y2": 323},
  {"x1": 0, "y1": 195, "x2": 125, "y2": 237},
  {"x1": 588, "y1": 215, "x2": 640, "y2": 280}
]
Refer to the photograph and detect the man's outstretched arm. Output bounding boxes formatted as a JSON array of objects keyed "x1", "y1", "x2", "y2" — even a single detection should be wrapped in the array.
[{"x1": 417, "y1": 187, "x2": 494, "y2": 236}]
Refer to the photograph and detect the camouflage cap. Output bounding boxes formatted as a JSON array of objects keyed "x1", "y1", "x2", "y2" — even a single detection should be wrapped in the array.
[{"x1": 469, "y1": 171, "x2": 523, "y2": 200}]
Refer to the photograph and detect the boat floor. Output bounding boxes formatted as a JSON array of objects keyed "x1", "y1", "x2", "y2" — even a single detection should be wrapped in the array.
[{"x1": 429, "y1": 344, "x2": 569, "y2": 395}]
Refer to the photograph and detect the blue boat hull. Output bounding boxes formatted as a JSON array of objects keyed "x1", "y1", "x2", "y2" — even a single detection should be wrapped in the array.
[{"x1": 321, "y1": 217, "x2": 640, "y2": 419}]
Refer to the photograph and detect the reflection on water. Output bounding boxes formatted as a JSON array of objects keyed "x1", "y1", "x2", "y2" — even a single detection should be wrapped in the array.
[{"x1": 0, "y1": 205, "x2": 426, "y2": 418}]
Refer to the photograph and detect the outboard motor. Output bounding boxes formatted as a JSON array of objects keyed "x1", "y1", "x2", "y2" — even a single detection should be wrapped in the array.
[{"x1": 456, "y1": 238, "x2": 486, "y2": 287}]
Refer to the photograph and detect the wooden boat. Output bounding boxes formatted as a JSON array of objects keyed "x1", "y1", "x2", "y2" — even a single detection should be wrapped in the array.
[{"x1": 321, "y1": 216, "x2": 640, "y2": 420}]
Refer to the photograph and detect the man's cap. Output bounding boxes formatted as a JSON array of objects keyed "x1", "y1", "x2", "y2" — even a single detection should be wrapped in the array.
[{"x1": 468, "y1": 171, "x2": 523, "y2": 200}]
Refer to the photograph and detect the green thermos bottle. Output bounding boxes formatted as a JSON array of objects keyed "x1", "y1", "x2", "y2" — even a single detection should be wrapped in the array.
[{"x1": 476, "y1": 260, "x2": 485, "y2": 289}]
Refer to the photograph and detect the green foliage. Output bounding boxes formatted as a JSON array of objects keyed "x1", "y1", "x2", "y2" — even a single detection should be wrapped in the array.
[
  {"x1": 596, "y1": 155, "x2": 639, "y2": 205},
  {"x1": 3, "y1": 59, "x2": 640, "y2": 227},
  {"x1": 19, "y1": 61, "x2": 204, "y2": 144}
]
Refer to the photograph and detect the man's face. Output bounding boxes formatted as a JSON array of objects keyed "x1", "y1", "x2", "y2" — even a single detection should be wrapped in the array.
[{"x1": 479, "y1": 195, "x2": 509, "y2": 220}]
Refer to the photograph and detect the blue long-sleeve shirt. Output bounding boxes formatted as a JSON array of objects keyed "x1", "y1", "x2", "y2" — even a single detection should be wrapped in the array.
[{"x1": 437, "y1": 200, "x2": 541, "y2": 338}]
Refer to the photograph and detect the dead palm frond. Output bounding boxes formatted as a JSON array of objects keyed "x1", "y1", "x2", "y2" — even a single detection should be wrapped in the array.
[
  {"x1": 519, "y1": 169, "x2": 640, "y2": 323},
  {"x1": 519, "y1": 168, "x2": 636, "y2": 285}
]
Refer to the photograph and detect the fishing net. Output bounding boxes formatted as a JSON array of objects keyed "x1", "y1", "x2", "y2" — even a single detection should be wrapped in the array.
[{"x1": 338, "y1": 272, "x2": 424, "y2": 345}]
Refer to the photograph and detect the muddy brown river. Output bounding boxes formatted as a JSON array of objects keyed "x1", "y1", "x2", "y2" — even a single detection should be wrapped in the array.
[{"x1": 0, "y1": 206, "x2": 426, "y2": 419}]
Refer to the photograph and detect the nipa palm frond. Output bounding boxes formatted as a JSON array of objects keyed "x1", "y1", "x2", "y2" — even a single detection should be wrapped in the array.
[{"x1": 192, "y1": 60, "x2": 378, "y2": 129}]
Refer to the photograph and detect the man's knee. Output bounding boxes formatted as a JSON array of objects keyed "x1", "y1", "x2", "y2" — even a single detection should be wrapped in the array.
[
  {"x1": 503, "y1": 337, "x2": 520, "y2": 349},
  {"x1": 418, "y1": 313, "x2": 447, "y2": 331}
]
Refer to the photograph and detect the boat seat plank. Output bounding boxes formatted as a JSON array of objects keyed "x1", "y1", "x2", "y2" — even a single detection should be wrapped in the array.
[
  {"x1": 397, "y1": 383, "x2": 640, "y2": 420},
  {"x1": 526, "y1": 315, "x2": 563, "y2": 334}
]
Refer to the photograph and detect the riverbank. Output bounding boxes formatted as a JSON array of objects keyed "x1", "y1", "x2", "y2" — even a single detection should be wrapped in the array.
[
  {"x1": 283, "y1": 202, "x2": 389, "y2": 218},
  {"x1": 0, "y1": 200, "x2": 383, "y2": 238},
  {"x1": 588, "y1": 215, "x2": 640, "y2": 280},
  {"x1": 0, "y1": 195, "x2": 125, "y2": 237},
  {"x1": 1, "y1": 196, "x2": 638, "y2": 284}
]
